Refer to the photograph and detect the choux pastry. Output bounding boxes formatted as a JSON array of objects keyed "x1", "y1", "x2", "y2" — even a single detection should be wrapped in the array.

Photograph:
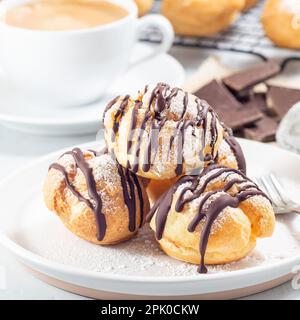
[
  {"x1": 216, "y1": 127, "x2": 246, "y2": 174},
  {"x1": 147, "y1": 165, "x2": 275, "y2": 273},
  {"x1": 261, "y1": 0, "x2": 300, "y2": 49},
  {"x1": 146, "y1": 128, "x2": 246, "y2": 204},
  {"x1": 135, "y1": 0, "x2": 153, "y2": 16},
  {"x1": 43, "y1": 148, "x2": 150, "y2": 245},
  {"x1": 103, "y1": 83, "x2": 224, "y2": 181},
  {"x1": 161, "y1": 0, "x2": 245, "y2": 36},
  {"x1": 146, "y1": 131, "x2": 246, "y2": 204},
  {"x1": 145, "y1": 176, "x2": 179, "y2": 204}
]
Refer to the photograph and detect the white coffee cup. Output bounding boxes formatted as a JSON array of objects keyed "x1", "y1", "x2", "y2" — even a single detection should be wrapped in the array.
[{"x1": 0, "y1": 0, "x2": 174, "y2": 108}]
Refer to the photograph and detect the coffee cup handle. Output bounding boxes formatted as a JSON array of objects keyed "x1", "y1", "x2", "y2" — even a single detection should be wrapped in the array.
[{"x1": 129, "y1": 14, "x2": 174, "y2": 68}]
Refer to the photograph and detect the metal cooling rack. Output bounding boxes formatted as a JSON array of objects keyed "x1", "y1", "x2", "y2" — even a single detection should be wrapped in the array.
[{"x1": 142, "y1": 0, "x2": 300, "y2": 63}]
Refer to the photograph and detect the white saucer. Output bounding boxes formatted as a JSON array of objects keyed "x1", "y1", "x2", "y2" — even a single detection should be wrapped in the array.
[
  {"x1": 0, "y1": 43, "x2": 185, "y2": 136},
  {"x1": 0, "y1": 139, "x2": 300, "y2": 299}
]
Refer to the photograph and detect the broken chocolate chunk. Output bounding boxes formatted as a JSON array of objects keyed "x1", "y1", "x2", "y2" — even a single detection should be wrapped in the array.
[
  {"x1": 266, "y1": 85, "x2": 300, "y2": 119},
  {"x1": 246, "y1": 92, "x2": 267, "y2": 112},
  {"x1": 244, "y1": 116, "x2": 278, "y2": 142},
  {"x1": 223, "y1": 60, "x2": 281, "y2": 94},
  {"x1": 194, "y1": 80, "x2": 262, "y2": 130}
]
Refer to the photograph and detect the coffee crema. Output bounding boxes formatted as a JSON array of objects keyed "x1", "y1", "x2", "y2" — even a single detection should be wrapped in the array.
[{"x1": 4, "y1": 0, "x2": 128, "y2": 31}]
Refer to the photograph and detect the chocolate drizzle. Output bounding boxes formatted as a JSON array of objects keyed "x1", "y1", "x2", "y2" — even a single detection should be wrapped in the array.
[
  {"x1": 102, "y1": 96, "x2": 120, "y2": 122},
  {"x1": 112, "y1": 95, "x2": 130, "y2": 142},
  {"x1": 222, "y1": 125, "x2": 247, "y2": 174},
  {"x1": 49, "y1": 148, "x2": 145, "y2": 241},
  {"x1": 146, "y1": 165, "x2": 270, "y2": 273},
  {"x1": 49, "y1": 163, "x2": 94, "y2": 212},
  {"x1": 225, "y1": 135, "x2": 247, "y2": 174},
  {"x1": 104, "y1": 83, "x2": 221, "y2": 176}
]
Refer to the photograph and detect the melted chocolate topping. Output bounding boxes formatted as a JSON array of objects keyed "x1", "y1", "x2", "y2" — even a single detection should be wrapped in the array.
[
  {"x1": 49, "y1": 148, "x2": 145, "y2": 241},
  {"x1": 222, "y1": 125, "x2": 247, "y2": 174},
  {"x1": 112, "y1": 95, "x2": 130, "y2": 142},
  {"x1": 104, "y1": 83, "x2": 221, "y2": 176},
  {"x1": 102, "y1": 96, "x2": 120, "y2": 122},
  {"x1": 225, "y1": 135, "x2": 247, "y2": 174},
  {"x1": 146, "y1": 165, "x2": 270, "y2": 274}
]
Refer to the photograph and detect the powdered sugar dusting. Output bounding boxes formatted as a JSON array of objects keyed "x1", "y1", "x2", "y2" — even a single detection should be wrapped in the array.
[
  {"x1": 14, "y1": 205, "x2": 300, "y2": 277},
  {"x1": 187, "y1": 191, "x2": 231, "y2": 233},
  {"x1": 218, "y1": 139, "x2": 237, "y2": 165},
  {"x1": 104, "y1": 83, "x2": 221, "y2": 178},
  {"x1": 140, "y1": 85, "x2": 199, "y2": 120},
  {"x1": 53, "y1": 150, "x2": 123, "y2": 214},
  {"x1": 172, "y1": 168, "x2": 269, "y2": 234},
  {"x1": 90, "y1": 154, "x2": 120, "y2": 192},
  {"x1": 56, "y1": 150, "x2": 120, "y2": 190}
]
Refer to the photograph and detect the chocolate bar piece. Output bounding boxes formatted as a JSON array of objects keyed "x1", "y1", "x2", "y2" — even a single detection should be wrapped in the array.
[
  {"x1": 245, "y1": 92, "x2": 267, "y2": 113},
  {"x1": 244, "y1": 116, "x2": 277, "y2": 142},
  {"x1": 267, "y1": 85, "x2": 300, "y2": 119},
  {"x1": 194, "y1": 80, "x2": 262, "y2": 130},
  {"x1": 223, "y1": 61, "x2": 281, "y2": 94}
]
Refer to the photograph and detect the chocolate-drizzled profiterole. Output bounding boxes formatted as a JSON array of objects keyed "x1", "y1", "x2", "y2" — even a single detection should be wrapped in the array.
[
  {"x1": 216, "y1": 126, "x2": 246, "y2": 174},
  {"x1": 103, "y1": 83, "x2": 224, "y2": 180},
  {"x1": 43, "y1": 148, "x2": 150, "y2": 245},
  {"x1": 147, "y1": 165, "x2": 275, "y2": 273},
  {"x1": 145, "y1": 126, "x2": 246, "y2": 204},
  {"x1": 146, "y1": 127, "x2": 246, "y2": 204}
]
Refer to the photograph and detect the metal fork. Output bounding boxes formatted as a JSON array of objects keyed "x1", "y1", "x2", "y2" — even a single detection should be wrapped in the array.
[{"x1": 253, "y1": 173, "x2": 300, "y2": 215}]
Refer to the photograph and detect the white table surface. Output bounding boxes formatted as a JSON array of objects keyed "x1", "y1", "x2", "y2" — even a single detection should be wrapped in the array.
[{"x1": 0, "y1": 46, "x2": 300, "y2": 300}]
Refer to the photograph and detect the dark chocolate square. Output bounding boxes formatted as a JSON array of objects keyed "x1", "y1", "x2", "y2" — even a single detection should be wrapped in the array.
[
  {"x1": 267, "y1": 85, "x2": 300, "y2": 119},
  {"x1": 244, "y1": 116, "x2": 278, "y2": 142},
  {"x1": 223, "y1": 61, "x2": 281, "y2": 94},
  {"x1": 194, "y1": 80, "x2": 262, "y2": 130}
]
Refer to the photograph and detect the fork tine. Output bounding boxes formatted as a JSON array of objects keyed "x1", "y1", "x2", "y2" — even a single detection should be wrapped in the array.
[
  {"x1": 252, "y1": 178, "x2": 263, "y2": 191},
  {"x1": 254, "y1": 174, "x2": 300, "y2": 215},
  {"x1": 269, "y1": 173, "x2": 290, "y2": 205},
  {"x1": 260, "y1": 175, "x2": 283, "y2": 208},
  {"x1": 255, "y1": 177, "x2": 272, "y2": 199}
]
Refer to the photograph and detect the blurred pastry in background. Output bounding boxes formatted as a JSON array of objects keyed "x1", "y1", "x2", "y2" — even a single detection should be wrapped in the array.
[
  {"x1": 161, "y1": 0, "x2": 245, "y2": 36},
  {"x1": 261, "y1": 0, "x2": 300, "y2": 49},
  {"x1": 135, "y1": 0, "x2": 153, "y2": 16},
  {"x1": 243, "y1": 0, "x2": 259, "y2": 11}
]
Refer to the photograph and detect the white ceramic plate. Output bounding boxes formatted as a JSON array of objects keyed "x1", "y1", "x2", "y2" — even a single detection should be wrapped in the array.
[
  {"x1": 0, "y1": 139, "x2": 300, "y2": 299},
  {"x1": 0, "y1": 43, "x2": 185, "y2": 136}
]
